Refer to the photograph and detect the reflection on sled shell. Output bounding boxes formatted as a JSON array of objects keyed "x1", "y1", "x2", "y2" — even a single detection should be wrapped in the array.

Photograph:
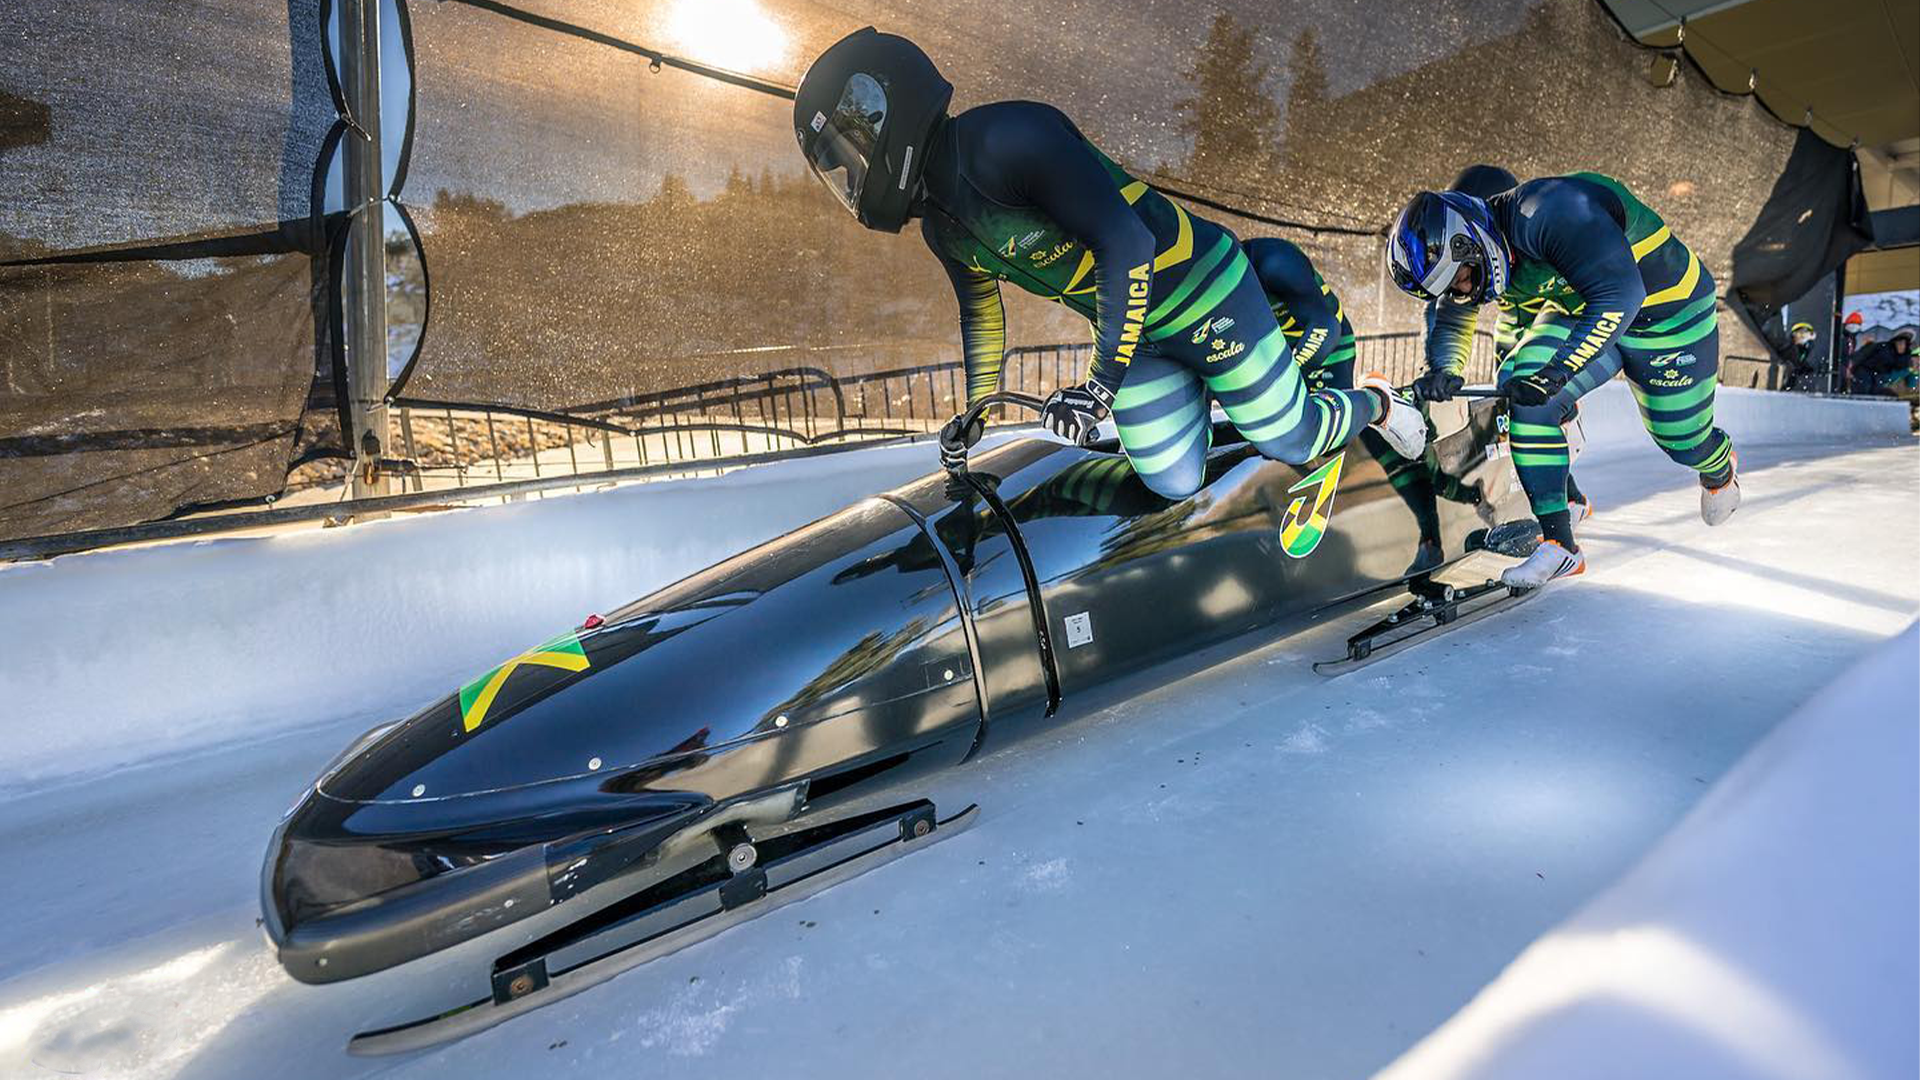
[
  {"x1": 263, "y1": 398, "x2": 1527, "y2": 989},
  {"x1": 264, "y1": 496, "x2": 983, "y2": 984}
]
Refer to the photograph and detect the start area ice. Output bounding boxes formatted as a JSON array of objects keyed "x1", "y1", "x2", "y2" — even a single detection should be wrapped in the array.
[{"x1": 0, "y1": 437, "x2": 1913, "y2": 1080}]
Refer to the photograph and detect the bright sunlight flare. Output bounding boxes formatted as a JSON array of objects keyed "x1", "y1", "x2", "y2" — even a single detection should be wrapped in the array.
[{"x1": 667, "y1": 0, "x2": 789, "y2": 74}]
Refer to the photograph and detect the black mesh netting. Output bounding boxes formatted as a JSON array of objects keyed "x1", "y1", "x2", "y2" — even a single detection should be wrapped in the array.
[
  {"x1": 0, "y1": 1, "x2": 333, "y2": 255},
  {"x1": 3, "y1": 0, "x2": 1812, "y2": 543},
  {"x1": 397, "y1": 0, "x2": 1793, "y2": 413},
  {"x1": 0, "y1": 253, "x2": 324, "y2": 537},
  {"x1": 0, "y1": 0, "x2": 339, "y2": 543}
]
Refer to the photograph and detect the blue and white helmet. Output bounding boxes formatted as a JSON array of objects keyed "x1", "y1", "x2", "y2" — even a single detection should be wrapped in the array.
[{"x1": 1386, "y1": 191, "x2": 1510, "y2": 306}]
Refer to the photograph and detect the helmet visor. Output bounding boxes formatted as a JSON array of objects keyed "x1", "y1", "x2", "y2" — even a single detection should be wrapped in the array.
[{"x1": 805, "y1": 73, "x2": 889, "y2": 218}]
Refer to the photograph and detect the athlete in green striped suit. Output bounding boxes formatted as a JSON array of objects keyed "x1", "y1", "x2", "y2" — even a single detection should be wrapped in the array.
[
  {"x1": 1247, "y1": 236, "x2": 1492, "y2": 574},
  {"x1": 1389, "y1": 173, "x2": 1740, "y2": 588},
  {"x1": 790, "y1": 29, "x2": 1429, "y2": 503}
]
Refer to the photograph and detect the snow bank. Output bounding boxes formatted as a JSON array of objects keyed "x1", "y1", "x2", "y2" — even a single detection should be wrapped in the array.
[
  {"x1": 1374, "y1": 623, "x2": 1920, "y2": 1080},
  {"x1": 0, "y1": 438, "x2": 992, "y2": 789}
]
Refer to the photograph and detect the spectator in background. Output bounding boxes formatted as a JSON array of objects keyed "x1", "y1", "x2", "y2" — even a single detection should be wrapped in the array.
[
  {"x1": 1854, "y1": 329, "x2": 1914, "y2": 395},
  {"x1": 1840, "y1": 311, "x2": 1865, "y2": 393},
  {"x1": 1883, "y1": 364, "x2": 1920, "y2": 403},
  {"x1": 1782, "y1": 321, "x2": 1821, "y2": 391}
]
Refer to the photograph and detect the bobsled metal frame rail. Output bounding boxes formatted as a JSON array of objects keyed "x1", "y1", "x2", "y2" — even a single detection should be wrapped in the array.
[{"x1": 345, "y1": 800, "x2": 981, "y2": 1055}]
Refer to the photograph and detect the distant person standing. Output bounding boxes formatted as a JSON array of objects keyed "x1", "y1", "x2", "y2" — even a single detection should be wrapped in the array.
[
  {"x1": 1885, "y1": 338, "x2": 1920, "y2": 405},
  {"x1": 1840, "y1": 311, "x2": 1867, "y2": 394},
  {"x1": 1781, "y1": 321, "x2": 1821, "y2": 392}
]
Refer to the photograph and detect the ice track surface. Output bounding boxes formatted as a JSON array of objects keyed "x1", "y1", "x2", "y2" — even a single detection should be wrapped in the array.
[{"x1": 0, "y1": 439, "x2": 1914, "y2": 1080}]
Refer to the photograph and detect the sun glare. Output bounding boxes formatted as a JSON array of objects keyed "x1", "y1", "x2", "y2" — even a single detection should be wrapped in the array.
[{"x1": 667, "y1": 0, "x2": 789, "y2": 74}]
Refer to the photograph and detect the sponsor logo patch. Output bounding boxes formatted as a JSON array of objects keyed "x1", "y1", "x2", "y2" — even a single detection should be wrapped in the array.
[
  {"x1": 1030, "y1": 240, "x2": 1077, "y2": 267},
  {"x1": 1190, "y1": 315, "x2": 1236, "y2": 345},
  {"x1": 1208, "y1": 338, "x2": 1246, "y2": 362},
  {"x1": 1001, "y1": 230, "x2": 1049, "y2": 259},
  {"x1": 1652, "y1": 350, "x2": 1697, "y2": 367}
]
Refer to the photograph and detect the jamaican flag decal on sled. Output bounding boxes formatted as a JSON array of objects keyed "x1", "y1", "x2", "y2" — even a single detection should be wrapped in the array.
[{"x1": 458, "y1": 632, "x2": 592, "y2": 733}]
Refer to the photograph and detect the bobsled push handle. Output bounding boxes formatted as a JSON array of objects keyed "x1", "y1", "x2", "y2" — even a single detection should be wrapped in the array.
[
  {"x1": 1394, "y1": 383, "x2": 1509, "y2": 399},
  {"x1": 940, "y1": 391, "x2": 1048, "y2": 476}
]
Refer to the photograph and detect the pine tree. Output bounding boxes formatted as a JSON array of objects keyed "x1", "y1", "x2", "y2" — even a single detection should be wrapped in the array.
[{"x1": 1172, "y1": 14, "x2": 1283, "y2": 192}]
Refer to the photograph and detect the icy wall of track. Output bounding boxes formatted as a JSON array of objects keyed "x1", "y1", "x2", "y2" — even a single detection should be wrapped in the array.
[
  {"x1": 1573, "y1": 382, "x2": 1912, "y2": 445},
  {"x1": 0, "y1": 437, "x2": 1001, "y2": 789},
  {"x1": 0, "y1": 390, "x2": 1905, "y2": 790},
  {"x1": 1375, "y1": 623, "x2": 1920, "y2": 1080}
]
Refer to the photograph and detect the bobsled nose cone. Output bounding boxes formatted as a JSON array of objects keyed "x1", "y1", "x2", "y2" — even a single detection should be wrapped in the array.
[
  {"x1": 263, "y1": 494, "x2": 989, "y2": 983},
  {"x1": 264, "y1": 774, "x2": 712, "y2": 983}
]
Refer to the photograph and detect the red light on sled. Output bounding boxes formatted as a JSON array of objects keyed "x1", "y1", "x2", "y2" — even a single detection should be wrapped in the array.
[{"x1": 581, "y1": 614, "x2": 604, "y2": 630}]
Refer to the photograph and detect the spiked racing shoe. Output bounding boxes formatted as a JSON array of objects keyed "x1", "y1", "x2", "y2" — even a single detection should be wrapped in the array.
[
  {"x1": 1404, "y1": 539, "x2": 1445, "y2": 577},
  {"x1": 1499, "y1": 540, "x2": 1585, "y2": 590},
  {"x1": 1361, "y1": 371, "x2": 1428, "y2": 459},
  {"x1": 1701, "y1": 454, "x2": 1740, "y2": 526}
]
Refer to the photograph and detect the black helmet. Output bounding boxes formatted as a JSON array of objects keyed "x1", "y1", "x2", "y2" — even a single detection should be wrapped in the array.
[
  {"x1": 794, "y1": 28, "x2": 952, "y2": 233},
  {"x1": 1448, "y1": 164, "x2": 1519, "y2": 200}
]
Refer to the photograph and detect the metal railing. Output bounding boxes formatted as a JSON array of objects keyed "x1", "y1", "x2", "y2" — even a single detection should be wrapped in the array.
[
  {"x1": 32, "y1": 325, "x2": 1800, "y2": 561},
  {"x1": 338, "y1": 331, "x2": 1503, "y2": 499}
]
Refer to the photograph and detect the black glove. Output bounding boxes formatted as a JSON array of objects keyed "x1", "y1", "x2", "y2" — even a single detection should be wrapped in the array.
[
  {"x1": 1042, "y1": 382, "x2": 1112, "y2": 446},
  {"x1": 1504, "y1": 365, "x2": 1572, "y2": 407},
  {"x1": 938, "y1": 413, "x2": 984, "y2": 471},
  {"x1": 1412, "y1": 370, "x2": 1465, "y2": 403}
]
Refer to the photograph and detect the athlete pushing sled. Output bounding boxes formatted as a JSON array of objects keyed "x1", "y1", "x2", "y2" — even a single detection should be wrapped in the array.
[
  {"x1": 1386, "y1": 175, "x2": 1742, "y2": 589},
  {"x1": 791, "y1": 28, "x2": 1429, "y2": 500}
]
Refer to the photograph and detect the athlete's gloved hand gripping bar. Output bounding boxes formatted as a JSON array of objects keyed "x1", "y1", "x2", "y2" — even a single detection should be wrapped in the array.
[
  {"x1": 1041, "y1": 382, "x2": 1112, "y2": 445},
  {"x1": 940, "y1": 391, "x2": 1047, "y2": 475}
]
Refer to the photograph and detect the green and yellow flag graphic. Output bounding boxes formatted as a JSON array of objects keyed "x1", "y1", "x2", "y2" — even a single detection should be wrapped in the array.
[
  {"x1": 1279, "y1": 453, "x2": 1345, "y2": 559},
  {"x1": 457, "y1": 632, "x2": 591, "y2": 733}
]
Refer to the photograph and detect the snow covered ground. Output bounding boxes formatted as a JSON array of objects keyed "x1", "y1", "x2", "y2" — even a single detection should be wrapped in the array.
[
  {"x1": 1380, "y1": 622, "x2": 1917, "y2": 1080},
  {"x1": 0, "y1": 427, "x2": 1913, "y2": 1080}
]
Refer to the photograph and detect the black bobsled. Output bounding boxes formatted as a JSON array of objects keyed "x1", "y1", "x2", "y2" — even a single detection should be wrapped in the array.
[{"x1": 262, "y1": 393, "x2": 1531, "y2": 1052}]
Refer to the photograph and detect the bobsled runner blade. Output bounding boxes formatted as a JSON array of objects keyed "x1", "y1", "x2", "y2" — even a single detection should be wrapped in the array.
[
  {"x1": 1313, "y1": 578, "x2": 1538, "y2": 676},
  {"x1": 347, "y1": 799, "x2": 980, "y2": 1056}
]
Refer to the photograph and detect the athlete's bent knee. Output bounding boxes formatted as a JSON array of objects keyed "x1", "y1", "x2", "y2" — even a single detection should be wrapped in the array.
[
  {"x1": 1136, "y1": 460, "x2": 1205, "y2": 500},
  {"x1": 1249, "y1": 424, "x2": 1318, "y2": 466},
  {"x1": 1508, "y1": 401, "x2": 1566, "y2": 428}
]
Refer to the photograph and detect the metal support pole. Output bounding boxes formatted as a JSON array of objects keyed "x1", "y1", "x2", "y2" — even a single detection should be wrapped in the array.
[
  {"x1": 339, "y1": 0, "x2": 389, "y2": 502},
  {"x1": 1829, "y1": 261, "x2": 1847, "y2": 395},
  {"x1": 1374, "y1": 231, "x2": 1388, "y2": 330}
]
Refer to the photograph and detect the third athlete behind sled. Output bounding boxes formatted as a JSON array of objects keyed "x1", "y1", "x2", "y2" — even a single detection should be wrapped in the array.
[
  {"x1": 1241, "y1": 234, "x2": 1495, "y2": 577},
  {"x1": 1386, "y1": 173, "x2": 1742, "y2": 588},
  {"x1": 791, "y1": 28, "x2": 1428, "y2": 501}
]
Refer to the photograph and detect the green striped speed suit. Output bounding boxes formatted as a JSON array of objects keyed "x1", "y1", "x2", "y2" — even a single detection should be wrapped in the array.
[
  {"x1": 1503, "y1": 285, "x2": 1728, "y2": 516},
  {"x1": 922, "y1": 111, "x2": 1379, "y2": 502},
  {"x1": 1108, "y1": 230, "x2": 1378, "y2": 499},
  {"x1": 1433, "y1": 172, "x2": 1732, "y2": 518}
]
